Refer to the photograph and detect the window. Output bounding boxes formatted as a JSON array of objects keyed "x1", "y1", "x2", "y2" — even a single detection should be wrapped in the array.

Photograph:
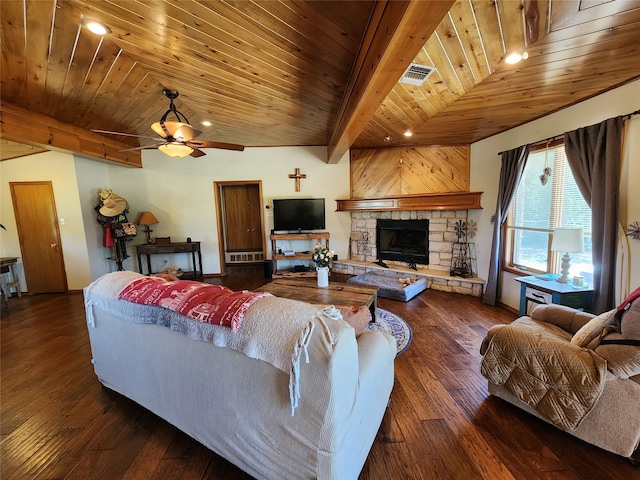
[{"x1": 504, "y1": 143, "x2": 593, "y2": 281}]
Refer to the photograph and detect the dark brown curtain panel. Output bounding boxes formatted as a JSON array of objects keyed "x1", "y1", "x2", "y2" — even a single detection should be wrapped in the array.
[
  {"x1": 564, "y1": 116, "x2": 623, "y2": 314},
  {"x1": 483, "y1": 145, "x2": 530, "y2": 306}
]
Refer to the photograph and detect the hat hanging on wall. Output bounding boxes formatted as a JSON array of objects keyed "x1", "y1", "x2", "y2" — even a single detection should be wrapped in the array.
[{"x1": 99, "y1": 194, "x2": 127, "y2": 217}]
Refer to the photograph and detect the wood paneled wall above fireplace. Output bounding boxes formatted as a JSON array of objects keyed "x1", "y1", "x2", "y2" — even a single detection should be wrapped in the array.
[
  {"x1": 338, "y1": 145, "x2": 481, "y2": 212},
  {"x1": 350, "y1": 145, "x2": 470, "y2": 199}
]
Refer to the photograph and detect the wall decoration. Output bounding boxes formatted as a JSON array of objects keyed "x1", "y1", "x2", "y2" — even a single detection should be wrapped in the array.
[
  {"x1": 288, "y1": 168, "x2": 306, "y2": 192},
  {"x1": 539, "y1": 141, "x2": 552, "y2": 186},
  {"x1": 627, "y1": 221, "x2": 640, "y2": 241}
]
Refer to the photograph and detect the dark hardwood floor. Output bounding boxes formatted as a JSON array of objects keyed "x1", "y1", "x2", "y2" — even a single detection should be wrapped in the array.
[{"x1": 1, "y1": 266, "x2": 637, "y2": 479}]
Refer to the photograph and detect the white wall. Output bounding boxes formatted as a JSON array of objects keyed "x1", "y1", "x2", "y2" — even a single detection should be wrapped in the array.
[
  {"x1": 0, "y1": 151, "x2": 93, "y2": 291},
  {"x1": 108, "y1": 146, "x2": 351, "y2": 274},
  {"x1": 74, "y1": 155, "x2": 113, "y2": 279},
  {"x1": 1, "y1": 146, "x2": 351, "y2": 290},
  {"x1": 470, "y1": 80, "x2": 640, "y2": 310}
]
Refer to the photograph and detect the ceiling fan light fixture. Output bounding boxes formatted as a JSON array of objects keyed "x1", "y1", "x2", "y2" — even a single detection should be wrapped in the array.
[
  {"x1": 91, "y1": 89, "x2": 245, "y2": 157},
  {"x1": 158, "y1": 143, "x2": 194, "y2": 158}
]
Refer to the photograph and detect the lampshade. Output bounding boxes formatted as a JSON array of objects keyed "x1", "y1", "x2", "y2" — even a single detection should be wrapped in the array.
[
  {"x1": 551, "y1": 228, "x2": 584, "y2": 284},
  {"x1": 137, "y1": 211, "x2": 159, "y2": 226},
  {"x1": 158, "y1": 142, "x2": 193, "y2": 158},
  {"x1": 551, "y1": 228, "x2": 584, "y2": 253},
  {"x1": 151, "y1": 121, "x2": 200, "y2": 141}
]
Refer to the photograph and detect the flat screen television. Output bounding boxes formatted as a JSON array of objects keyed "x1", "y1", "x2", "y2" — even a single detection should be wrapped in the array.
[{"x1": 273, "y1": 198, "x2": 325, "y2": 232}]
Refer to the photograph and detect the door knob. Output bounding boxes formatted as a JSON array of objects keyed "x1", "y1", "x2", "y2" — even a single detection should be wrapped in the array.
[{"x1": 50, "y1": 243, "x2": 58, "y2": 248}]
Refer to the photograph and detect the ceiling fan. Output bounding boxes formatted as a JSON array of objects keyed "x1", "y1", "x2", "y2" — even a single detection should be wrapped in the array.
[{"x1": 92, "y1": 89, "x2": 245, "y2": 158}]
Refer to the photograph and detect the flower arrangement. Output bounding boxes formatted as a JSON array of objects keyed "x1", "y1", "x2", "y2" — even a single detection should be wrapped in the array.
[{"x1": 312, "y1": 243, "x2": 334, "y2": 268}]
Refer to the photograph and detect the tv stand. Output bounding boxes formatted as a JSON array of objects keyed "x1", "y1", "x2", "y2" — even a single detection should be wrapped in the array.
[{"x1": 270, "y1": 232, "x2": 329, "y2": 277}]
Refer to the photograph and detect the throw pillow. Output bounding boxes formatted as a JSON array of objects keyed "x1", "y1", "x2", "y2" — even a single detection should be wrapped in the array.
[
  {"x1": 618, "y1": 286, "x2": 640, "y2": 341},
  {"x1": 571, "y1": 308, "x2": 617, "y2": 349},
  {"x1": 313, "y1": 304, "x2": 371, "y2": 336},
  {"x1": 336, "y1": 305, "x2": 372, "y2": 336}
]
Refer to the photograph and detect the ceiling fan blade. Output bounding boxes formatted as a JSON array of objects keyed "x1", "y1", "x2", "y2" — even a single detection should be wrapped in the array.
[
  {"x1": 189, "y1": 148, "x2": 207, "y2": 158},
  {"x1": 119, "y1": 144, "x2": 161, "y2": 152},
  {"x1": 188, "y1": 140, "x2": 245, "y2": 151},
  {"x1": 151, "y1": 121, "x2": 201, "y2": 141},
  {"x1": 91, "y1": 129, "x2": 162, "y2": 141}
]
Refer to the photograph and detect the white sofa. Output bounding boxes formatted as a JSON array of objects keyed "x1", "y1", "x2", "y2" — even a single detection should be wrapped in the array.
[{"x1": 84, "y1": 272, "x2": 396, "y2": 480}]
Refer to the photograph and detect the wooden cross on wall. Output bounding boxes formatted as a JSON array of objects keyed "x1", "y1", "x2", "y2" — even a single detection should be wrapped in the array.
[{"x1": 288, "y1": 168, "x2": 306, "y2": 192}]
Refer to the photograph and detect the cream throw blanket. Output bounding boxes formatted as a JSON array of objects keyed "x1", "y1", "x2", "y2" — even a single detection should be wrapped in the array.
[{"x1": 84, "y1": 272, "x2": 344, "y2": 415}]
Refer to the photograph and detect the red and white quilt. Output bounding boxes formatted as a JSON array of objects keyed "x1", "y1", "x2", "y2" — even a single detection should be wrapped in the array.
[{"x1": 118, "y1": 277, "x2": 271, "y2": 333}]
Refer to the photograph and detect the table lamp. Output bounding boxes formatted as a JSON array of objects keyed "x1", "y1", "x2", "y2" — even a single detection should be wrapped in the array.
[
  {"x1": 551, "y1": 227, "x2": 584, "y2": 284},
  {"x1": 137, "y1": 211, "x2": 159, "y2": 243}
]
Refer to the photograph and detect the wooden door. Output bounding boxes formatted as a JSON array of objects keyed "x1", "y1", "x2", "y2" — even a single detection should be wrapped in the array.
[
  {"x1": 10, "y1": 182, "x2": 67, "y2": 293},
  {"x1": 221, "y1": 184, "x2": 263, "y2": 251}
]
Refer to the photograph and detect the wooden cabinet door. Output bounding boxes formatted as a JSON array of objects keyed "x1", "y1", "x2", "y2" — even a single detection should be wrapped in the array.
[
  {"x1": 10, "y1": 181, "x2": 67, "y2": 293},
  {"x1": 222, "y1": 184, "x2": 263, "y2": 251}
]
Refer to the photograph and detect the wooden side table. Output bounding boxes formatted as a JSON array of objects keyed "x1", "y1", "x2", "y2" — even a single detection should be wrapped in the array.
[
  {"x1": 0, "y1": 257, "x2": 22, "y2": 298},
  {"x1": 515, "y1": 275, "x2": 593, "y2": 316},
  {"x1": 136, "y1": 242, "x2": 203, "y2": 280}
]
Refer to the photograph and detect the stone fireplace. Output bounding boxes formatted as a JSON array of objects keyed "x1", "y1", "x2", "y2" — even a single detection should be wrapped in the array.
[
  {"x1": 350, "y1": 209, "x2": 468, "y2": 272},
  {"x1": 331, "y1": 208, "x2": 483, "y2": 296}
]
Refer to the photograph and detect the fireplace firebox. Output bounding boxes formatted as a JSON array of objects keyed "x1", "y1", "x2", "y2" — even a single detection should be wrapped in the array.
[{"x1": 376, "y1": 219, "x2": 429, "y2": 265}]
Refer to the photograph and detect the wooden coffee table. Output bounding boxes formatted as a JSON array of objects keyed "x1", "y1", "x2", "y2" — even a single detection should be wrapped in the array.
[{"x1": 256, "y1": 278, "x2": 379, "y2": 318}]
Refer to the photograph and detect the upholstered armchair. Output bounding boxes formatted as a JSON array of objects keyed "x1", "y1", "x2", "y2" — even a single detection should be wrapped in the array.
[{"x1": 480, "y1": 295, "x2": 640, "y2": 461}]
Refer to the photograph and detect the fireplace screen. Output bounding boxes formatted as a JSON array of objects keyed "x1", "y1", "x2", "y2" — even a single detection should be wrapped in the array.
[{"x1": 376, "y1": 219, "x2": 429, "y2": 265}]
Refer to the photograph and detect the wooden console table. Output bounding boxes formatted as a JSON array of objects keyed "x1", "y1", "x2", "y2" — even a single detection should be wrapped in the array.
[{"x1": 137, "y1": 242, "x2": 203, "y2": 280}]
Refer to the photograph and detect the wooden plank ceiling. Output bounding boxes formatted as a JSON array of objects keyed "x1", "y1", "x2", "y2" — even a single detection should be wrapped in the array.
[{"x1": 1, "y1": 0, "x2": 639, "y2": 165}]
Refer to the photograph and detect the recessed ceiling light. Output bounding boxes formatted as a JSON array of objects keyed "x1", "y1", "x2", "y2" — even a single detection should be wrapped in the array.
[
  {"x1": 403, "y1": 130, "x2": 413, "y2": 137},
  {"x1": 86, "y1": 21, "x2": 109, "y2": 35},
  {"x1": 201, "y1": 121, "x2": 212, "y2": 127},
  {"x1": 505, "y1": 51, "x2": 528, "y2": 65}
]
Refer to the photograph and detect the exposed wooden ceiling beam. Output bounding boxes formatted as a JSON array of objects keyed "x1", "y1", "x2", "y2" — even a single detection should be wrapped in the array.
[
  {"x1": 326, "y1": 0, "x2": 455, "y2": 164},
  {"x1": 0, "y1": 102, "x2": 142, "y2": 168}
]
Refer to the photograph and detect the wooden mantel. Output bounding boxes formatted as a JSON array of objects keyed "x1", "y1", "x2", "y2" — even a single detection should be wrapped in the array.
[{"x1": 335, "y1": 192, "x2": 483, "y2": 212}]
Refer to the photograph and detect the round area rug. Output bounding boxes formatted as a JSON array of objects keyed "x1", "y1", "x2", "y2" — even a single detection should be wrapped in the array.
[{"x1": 366, "y1": 308, "x2": 413, "y2": 355}]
